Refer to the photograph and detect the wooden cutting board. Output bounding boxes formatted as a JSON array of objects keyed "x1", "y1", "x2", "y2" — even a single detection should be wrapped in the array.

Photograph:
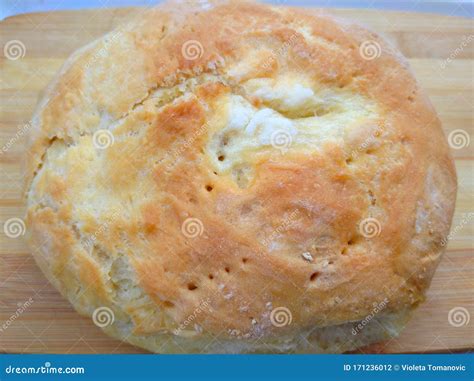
[{"x1": 0, "y1": 7, "x2": 472, "y2": 354}]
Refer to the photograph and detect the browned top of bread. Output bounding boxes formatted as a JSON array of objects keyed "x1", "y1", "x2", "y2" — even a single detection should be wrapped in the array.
[{"x1": 25, "y1": 0, "x2": 456, "y2": 353}]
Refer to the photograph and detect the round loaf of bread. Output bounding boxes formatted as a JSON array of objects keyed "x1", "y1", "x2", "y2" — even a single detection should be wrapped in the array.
[{"x1": 25, "y1": 0, "x2": 457, "y2": 353}]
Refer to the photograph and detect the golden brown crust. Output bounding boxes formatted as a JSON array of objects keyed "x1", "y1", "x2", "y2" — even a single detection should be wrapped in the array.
[{"x1": 25, "y1": 0, "x2": 457, "y2": 353}]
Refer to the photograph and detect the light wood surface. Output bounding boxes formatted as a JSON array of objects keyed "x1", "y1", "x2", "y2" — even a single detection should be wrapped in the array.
[{"x1": 0, "y1": 7, "x2": 472, "y2": 354}]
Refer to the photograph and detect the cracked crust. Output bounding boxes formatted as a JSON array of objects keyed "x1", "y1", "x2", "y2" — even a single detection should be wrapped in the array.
[{"x1": 25, "y1": 0, "x2": 457, "y2": 353}]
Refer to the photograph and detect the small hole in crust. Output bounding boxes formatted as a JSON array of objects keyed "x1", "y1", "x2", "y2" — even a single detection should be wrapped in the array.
[
  {"x1": 242, "y1": 258, "x2": 248, "y2": 264},
  {"x1": 187, "y1": 283, "x2": 198, "y2": 291},
  {"x1": 224, "y1": 266, "x2": 230, "y2": 273},
  {"x1": 341, "y1": 247, "x2": 348, "y2": 255},
  {"x1": 368, "y1": 190, "x2": 377, "y2": 206},
  {"x1": 205, "y1": 185, "x2": 213, "y2": 192},
  {"x1": 310, "y1": 272, "x2": 320, "y2": 281},
  {"x1": 348, "y1": 238, "x2": 356, "y2": 246},
  {"x1": 208, "y1": 274, "x2": 214, "y2": 280},
  {"x1": 218, "y1": 155, "x2": 225, "y2": 161}
]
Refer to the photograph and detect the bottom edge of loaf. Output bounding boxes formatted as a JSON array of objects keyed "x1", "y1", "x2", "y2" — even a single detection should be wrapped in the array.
[{"x1": 101, "y1": 309, "x2": 412, "y2": 354}]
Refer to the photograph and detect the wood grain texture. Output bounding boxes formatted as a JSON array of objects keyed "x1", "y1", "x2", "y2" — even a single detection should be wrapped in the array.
[{"x1": 0, "y1": 7, "x2": 472, "y2": 354}]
